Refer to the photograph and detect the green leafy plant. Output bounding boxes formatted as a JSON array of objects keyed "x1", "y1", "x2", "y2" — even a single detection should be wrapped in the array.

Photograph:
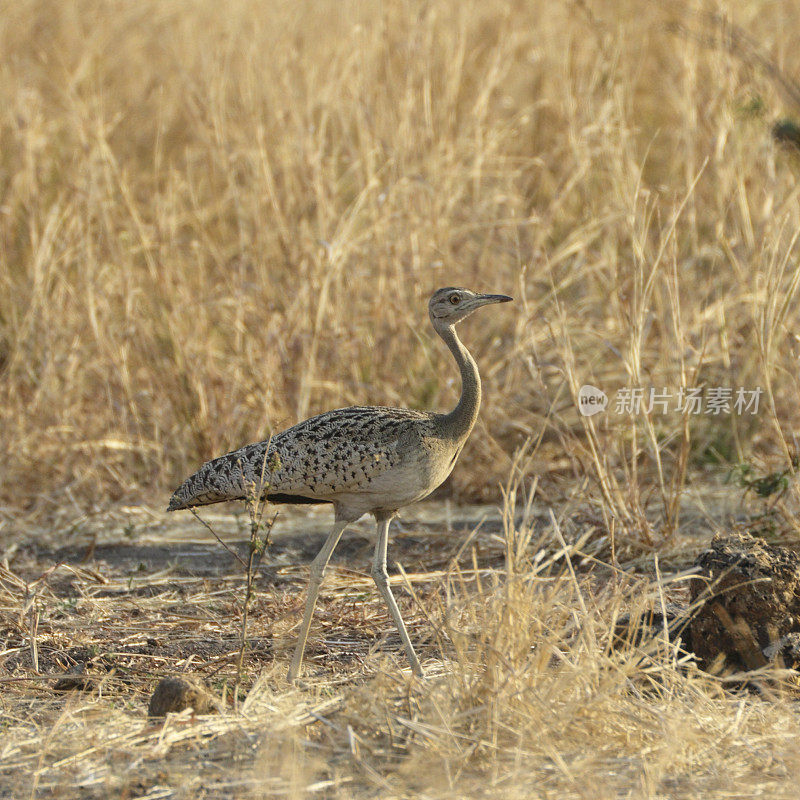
[{"x1": 727, "y1": 459, "x2": 797, "y2": 502}]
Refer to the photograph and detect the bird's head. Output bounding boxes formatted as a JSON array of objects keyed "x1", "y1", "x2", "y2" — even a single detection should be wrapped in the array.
[{"x1": 428, "y1": 287, "x2": 513, "y2": 330}]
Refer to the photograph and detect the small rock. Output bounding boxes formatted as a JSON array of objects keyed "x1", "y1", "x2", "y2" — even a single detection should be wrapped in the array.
[
  {"x1": 53, "y1": 671, "x2": 92, "y2": 692},
  {"x1": 147, "y1": 676, "x2": 216, "y2": 717},
  {"x1": 614, "y1": 603, "x2": 692, "y2": 649},
  {"x1": 689, "y1": 532, "x2": 800, "y2": 673},
  {"x1": 772, "y1": 119, "x2": 800, "y2": 152},
  {"x1": 53, "y1": 665, "x2": 93, "y2": 692}
]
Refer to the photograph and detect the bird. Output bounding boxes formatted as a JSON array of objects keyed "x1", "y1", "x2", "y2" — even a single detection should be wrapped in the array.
[{"x1": 167, "y1": 287, "x2": 513, "y2": 680}]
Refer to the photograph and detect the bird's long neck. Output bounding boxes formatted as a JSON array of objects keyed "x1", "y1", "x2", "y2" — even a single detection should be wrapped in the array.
[{"x1": 438, "y1": 324, "x2": 481, "y2": 441}]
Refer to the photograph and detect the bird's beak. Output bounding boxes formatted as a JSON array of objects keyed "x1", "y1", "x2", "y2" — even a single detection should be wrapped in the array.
[{"x1": 476, "y1": 293, "x2": 513, "y2": 305}]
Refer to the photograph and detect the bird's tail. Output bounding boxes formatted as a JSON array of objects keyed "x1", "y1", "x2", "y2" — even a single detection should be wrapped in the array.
[{"x1": 166, "y1": 451, "x2": 249, "y2": 511}]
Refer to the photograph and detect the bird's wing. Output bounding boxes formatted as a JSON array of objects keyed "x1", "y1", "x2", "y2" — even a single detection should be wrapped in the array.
[
  {"x1": 263, "y1": 407, "x2": 428, "y2": 497},
  {"x1": 167, "y1": 407, "x2": 428, "y2": 510}
]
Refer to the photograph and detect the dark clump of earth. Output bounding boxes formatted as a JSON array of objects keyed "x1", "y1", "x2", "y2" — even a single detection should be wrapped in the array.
[
  {"x1": 148, "y1": 676, "x2": 217, "y2": 717},
  {"x1": 689, "y1": 531, "x2": 800, "y2": 674},
  {"x1": 615, "y1": 531, "x2": 800, "y2": 680},
  {"x1": 613, "y1": 603, "x2": 692, "y2": 649}
]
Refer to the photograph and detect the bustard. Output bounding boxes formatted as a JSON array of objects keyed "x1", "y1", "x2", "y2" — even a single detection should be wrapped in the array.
[{"x1": 167, "y1": 287, "x2": 512, "y2": 680}]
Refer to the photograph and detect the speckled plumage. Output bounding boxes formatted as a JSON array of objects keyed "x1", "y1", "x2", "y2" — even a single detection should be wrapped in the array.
[
  {"x1": 167, "y1": 405, "x2": 454, "y2": 517},
  {"x1": 166, "y1": 287, "x2": 512, "y2": 680}
]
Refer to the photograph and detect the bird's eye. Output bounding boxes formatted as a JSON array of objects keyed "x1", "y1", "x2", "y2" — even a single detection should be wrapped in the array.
[{"x1": 449, "y1": 294, "x2": 461, "y2": 305}]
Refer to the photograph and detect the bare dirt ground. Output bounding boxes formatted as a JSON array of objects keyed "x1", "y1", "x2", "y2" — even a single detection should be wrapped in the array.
[
  {"x1": 7, "y1": 492, "x2": 800, "y2": 799},
  {"x1": 3, "y1": 502, "x2": 513, "y2": 686},
  {"x1": 1, "y1": 502, "x2": 517, "y2": 798}
]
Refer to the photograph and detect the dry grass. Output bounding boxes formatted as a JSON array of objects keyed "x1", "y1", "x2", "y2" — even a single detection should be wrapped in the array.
[
  {"x1": 4, "y1": 0, "x2": 800, "y2": 796},
  {"x1": 2, "y1": 0, "x2": 800, "y2": 529}
]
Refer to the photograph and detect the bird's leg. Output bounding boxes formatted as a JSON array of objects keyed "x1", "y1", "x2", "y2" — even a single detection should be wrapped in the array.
[
  {"x1": 370, "y1": 514, "x2": 423, "y2": 676},
  {"x1": 288, "y1": 520, "x2": 348, "y2": 682}
]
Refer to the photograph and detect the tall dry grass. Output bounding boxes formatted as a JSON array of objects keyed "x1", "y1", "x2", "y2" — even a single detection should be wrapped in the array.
[{"x1": 1, "y1": 0, "x2": 800, "y2": 539}]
